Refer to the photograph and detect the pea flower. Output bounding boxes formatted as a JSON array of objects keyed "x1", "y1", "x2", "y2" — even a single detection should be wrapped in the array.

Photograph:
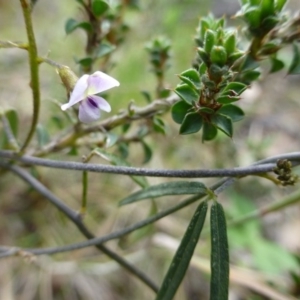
[{"x1": 61, "y1": 71, "x2": 120, "y2": 123}]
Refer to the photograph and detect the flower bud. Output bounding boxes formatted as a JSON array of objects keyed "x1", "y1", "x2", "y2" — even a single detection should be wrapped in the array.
[{"x1": 56, "y1": 66, "x2": 78, "y2": 96}]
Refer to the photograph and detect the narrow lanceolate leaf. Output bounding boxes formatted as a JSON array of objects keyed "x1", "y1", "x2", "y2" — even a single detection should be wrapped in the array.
[
  {"x1": 156, "y1": 201, "x2": 208, "y2": 300},
  {"x1": 210, "y1": 202, "x2": 229, "y2": 300},
  {"x1": 120, "y1": 181, "x2": 207, "y2": 206}
]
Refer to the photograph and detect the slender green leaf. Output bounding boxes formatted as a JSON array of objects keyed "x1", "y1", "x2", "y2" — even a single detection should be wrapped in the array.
[
  {"x1": 210, "y1": 202, "x2": 229, "y2": 300},
  {"x1": 156, "y1": 201, "x2": 208, "y2": 300},
  {"x1": 120, "y1": 181, "x2": 207, "y2": 206},
  {"x1": 180, "y1": 112, "x2": 203, "y2": 135}
]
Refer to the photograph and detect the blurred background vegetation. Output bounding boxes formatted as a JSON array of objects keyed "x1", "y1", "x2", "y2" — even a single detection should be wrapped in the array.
[{"x1": 0, "y1": 0, "x2": 300, "y2": 299}]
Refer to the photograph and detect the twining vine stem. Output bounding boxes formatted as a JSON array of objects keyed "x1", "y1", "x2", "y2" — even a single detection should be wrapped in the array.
[{"x1": 1, "y1": 150, "x2": 300, "y2": 178}]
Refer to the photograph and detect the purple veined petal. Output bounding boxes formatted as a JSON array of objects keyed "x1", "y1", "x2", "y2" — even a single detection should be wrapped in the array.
[
  {"x1": 78, "y1": 96, "x2": 111, "y2": 123},
  {"x1": 88, "y1": 95, "x2": 111, "y2": 112},
  {"x1": 86, "y1": 71, "x2": 120, "y2": 95},
  {"x1": 61, "y1": 74, "x2": 89, "y2": 111}
]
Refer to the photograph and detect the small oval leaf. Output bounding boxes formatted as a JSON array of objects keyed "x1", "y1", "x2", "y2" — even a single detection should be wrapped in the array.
[
  {"x1": 202, "y1": 122, "x2": 218, "y2": 141},
  {"x1": 217, "y1": 105, "x2": 244, "y2": 122},
  {"x1": 174, "y1": 84, "x2": 199, "y2": 104},
  {"x1": 92, "y1": 0, "x2": 109, "y2": 17},
  {"x1": 178, "y1": 68, "x2": 201, "y2": 89},
  {"x1": 211, "y1": 114, "x2": 233, "y2": 137},
  {"x1": 65, "y1": 19, "x2": 92, "y2": 34},
  {"x1": 180, "y1": 112, "x2": 203, "y2": 135},
  {"x1": 171, "y1": 100, "x2": 192, "y2": 124}
]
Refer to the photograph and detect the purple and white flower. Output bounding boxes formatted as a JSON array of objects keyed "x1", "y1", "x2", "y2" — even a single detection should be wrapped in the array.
[{"x1": 61, "y1": 71, "x2": 120, "y2": 123}]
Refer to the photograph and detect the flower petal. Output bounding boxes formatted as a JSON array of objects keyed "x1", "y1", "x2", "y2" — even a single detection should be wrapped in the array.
[
  {"x1": 86, "y1": 71, "x2": 120, "y2": 95},
  {"x1": 78, "y1": 96, "x2": 111, "y2": 123},
  {"x1": 78, "y1": 98, "x2": 101, "y2": 123},
  {"x1": 61, "y1": 74, "x2": 89, "y2": 111},
  {"x1": 88, "y1": 95, "x2": 111, "y2": 112}
]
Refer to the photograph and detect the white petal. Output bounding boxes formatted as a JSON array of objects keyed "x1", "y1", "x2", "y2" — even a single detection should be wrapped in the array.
[
  {"x1": 61, "y1": 74, "x2": 89, "y2": 111},
  {"x1": 86, "y1": 71, "x2": 120, "y2": 95}
]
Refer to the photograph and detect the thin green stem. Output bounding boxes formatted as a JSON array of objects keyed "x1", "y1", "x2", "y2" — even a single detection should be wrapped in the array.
[
  {"x1": 81, "y1": 171, "x2": 88, "y2": 215},
  {"x1": 19, "y1": 0, "x2": 40, "y2": 152},
  {"x1": 228, "y1": 187, "x2": 300, "y2": 227}
]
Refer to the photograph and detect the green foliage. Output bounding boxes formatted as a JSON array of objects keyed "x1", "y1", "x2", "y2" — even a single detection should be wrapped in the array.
[
  {"x1": 65, "y1": 19, "x2": 92, "y2": 34},
  {"x1": 2, "y1": 1, "x2": 300, "y2": 299},
  {"x1": 210, "y1": 201, "x2": 229, "y2": 300},
  {"x1": 91, "y1": 0, "x2": 110, "y2": 17},
  {"x1": 0, "y1": 109, "x2": 19, "y2": 149},
  {"x1": 180, "y1": 112, "x2": 203, "y2": 135},
  {"x1": 156, "y1": 201, "x2": 208, "y2": 300},
  {"x1": 120, "y1": 181, "x2": 207, "y2": 205}
]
